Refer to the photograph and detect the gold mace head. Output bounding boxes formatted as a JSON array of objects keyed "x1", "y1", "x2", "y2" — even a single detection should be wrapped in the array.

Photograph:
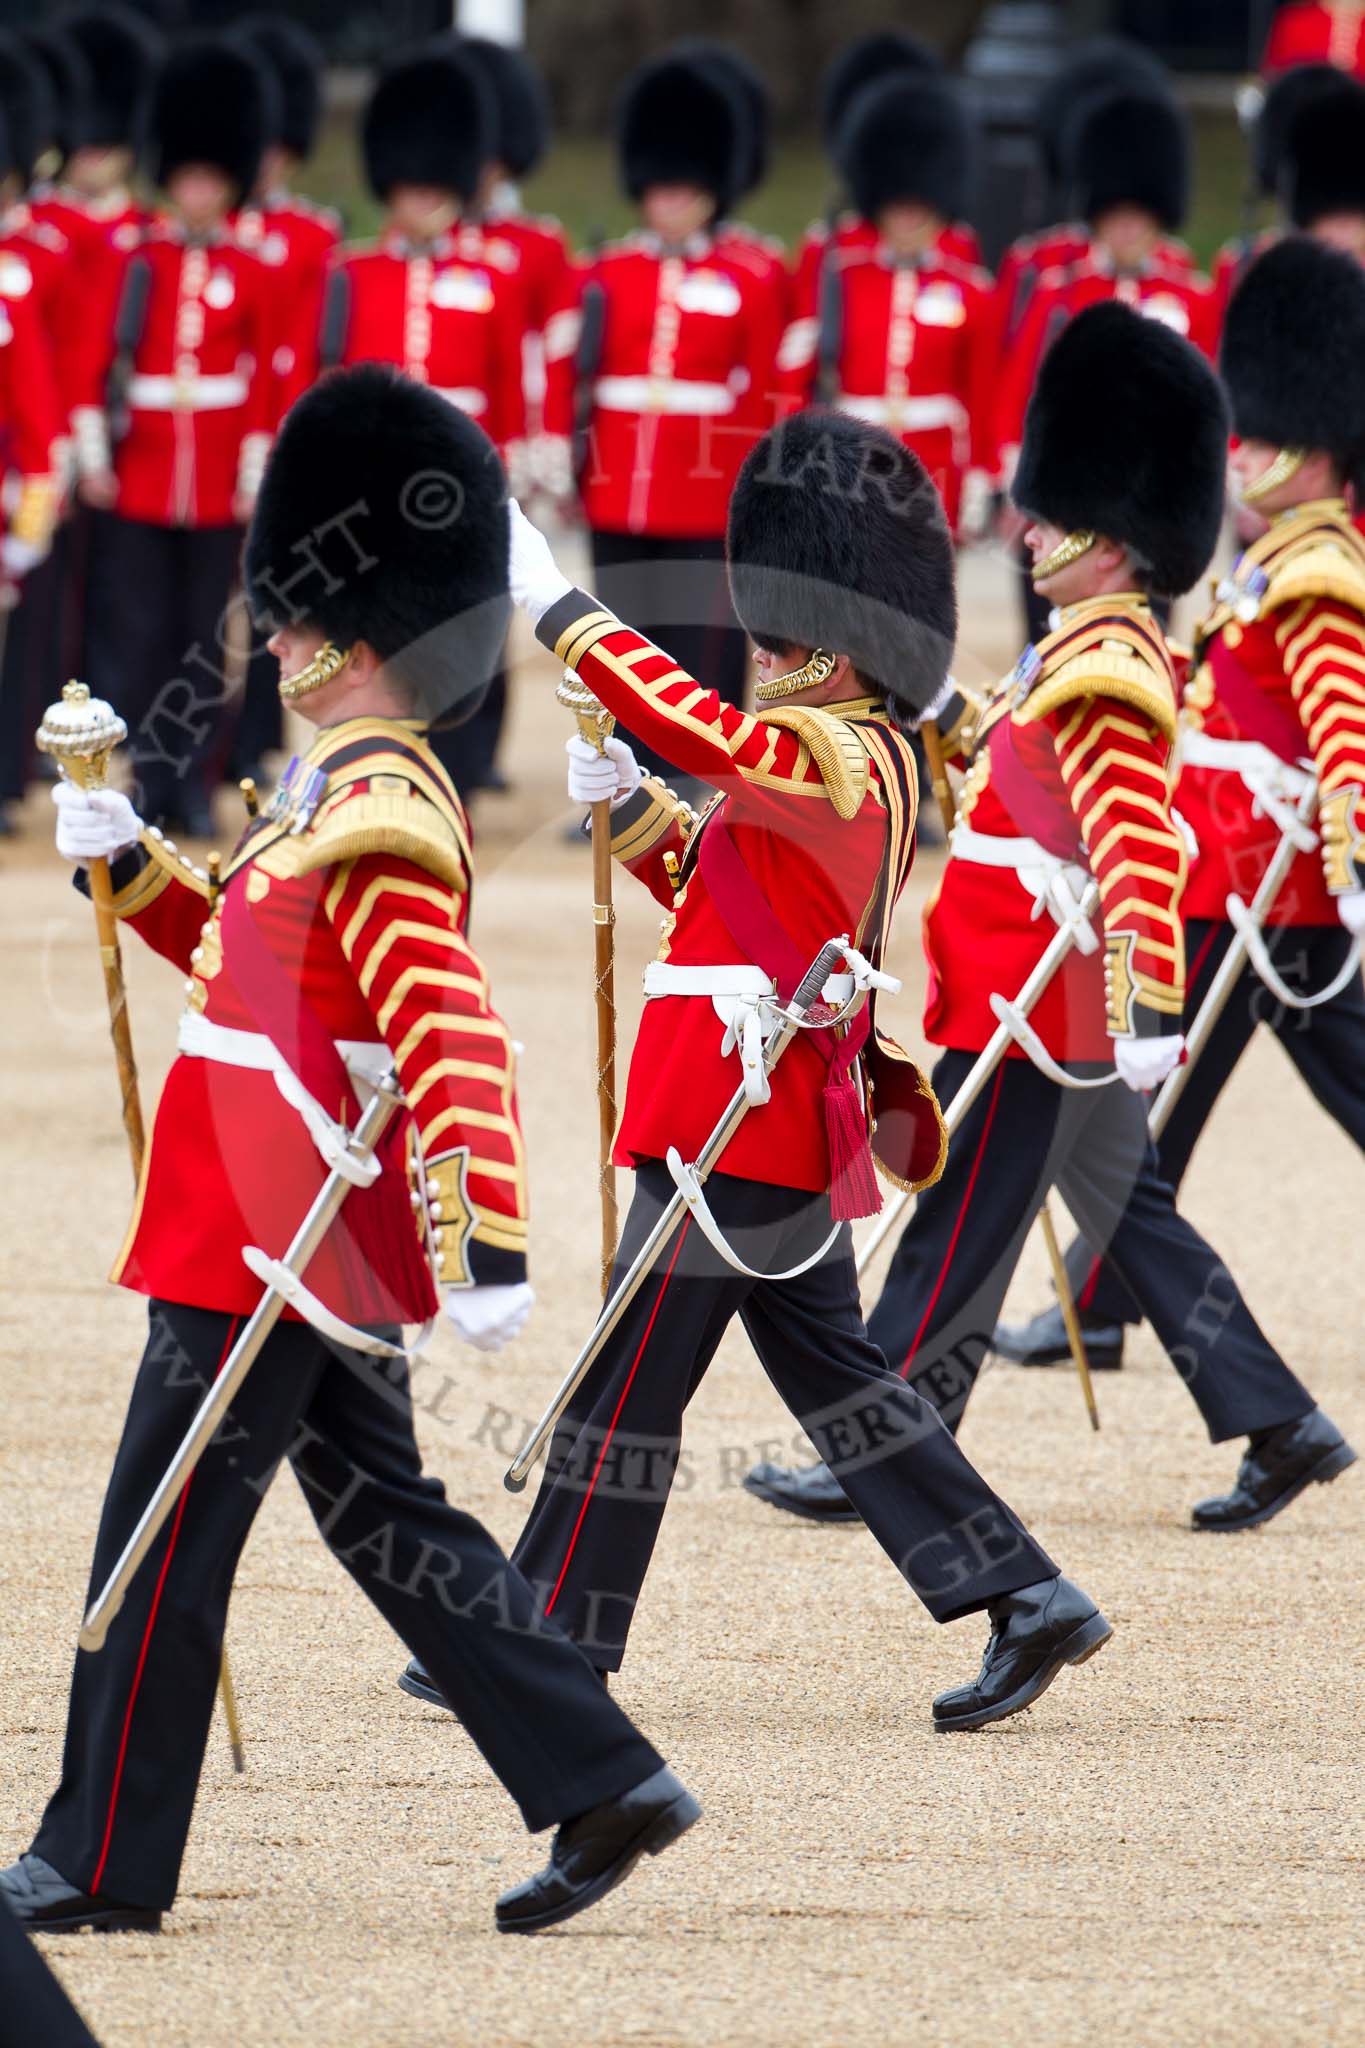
[
  {"x1": 555, "y1": 669, "x2": 616, "y2": 756},
  {"x1": 35, "y1": 680, "x2": 128, "y2": 791}
]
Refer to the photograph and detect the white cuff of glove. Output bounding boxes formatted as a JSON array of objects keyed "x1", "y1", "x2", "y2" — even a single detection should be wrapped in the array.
[
  {"x1": 508, "y1": 500, "x2": 574, "y2": 624},
  {"x1": 2, "y1": 534, "x2": 47, "y2": 578},
  {"x1": 565, "y1": 734, "x2": 642, "y2": 810},
  {"x1": 1335, "y1": 886, "x2": 1365, "y2": 936},
  {"x1": 1113, "y1": 1032, "x2": 1184, "y2": 1093},
  {"x1": 443, "y1": 1280, "x2": 535, "y2": 1354},
  {"x1": 52, "y1": 782, "x2": 142, "y2": 864},
  {"x1": 912, "y1": 674, "x2": 960, "y2": 732}
]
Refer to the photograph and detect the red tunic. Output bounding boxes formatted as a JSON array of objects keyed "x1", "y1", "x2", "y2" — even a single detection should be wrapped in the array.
[
  {"x1": 538, "y1": 592, "x2": 946, "y2": 1195},
  {"x1": 924, "y1": 598, "x2": 1187, "y2": 1063},
  {"x1": 993, "y1": 223, "x2": 1194, "y2": 351},
  {"x1": 775, "y1": 242, "x2": 998, "y2": 532},
  {"x1": 70, "y1": 226, "x2": 275, "y2": 527},
  {"x1": 996, "y1": 256, "x2": 1218, "y2": 476},
  {"x1": 286, "y1": 227, "x2": 528, "y2": 456},
  {"x1": 231, "y1": 190, "x2": 341, "y2": 427},
  {"x1": 1178, "y1": 501, "x2": 1365, "y2": 925},
  {"x1": 105, "y1": 717, "x2": 529, "y2": 1321},
  {"x1": 791, "y1": 213, "x2": 984, "y2": 311},
  {"x1": 0, "y1": 210, "x2": 80, "y2": 431},
  {"x1": 0, "y1": 268, "x2": 65, "y2": 484},
  {"x1": 1262, "y1": 3, "x2": 1365, "y2": 76},
  {"x1": 542, "y1": 231, "x2": 785, "y2": 538}
]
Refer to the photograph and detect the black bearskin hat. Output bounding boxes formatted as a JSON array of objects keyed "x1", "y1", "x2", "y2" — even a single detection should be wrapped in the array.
[
  {"x1": 0, "y1": 37, "x2": 55, "y2": 186},
  {"x1": 63, "y1": 6, "x2": 161, "y2": 154},
  {"x1": 819, "y1": 31, "x2": 942, "y2": 150},
  {"x1": 363, "y1": 46, "x2": 493, "y2": 205},
  {"x1": 236, "y1": 17, "x2": 325, "y2": 162},
  {"x1": 456, "y1": 36, "x2": 550, "y2": 179},
  {"x1": 1284, "y1": 75, "x2": 1365, "y2": 226},
  {"x1": 1067, "y1": 86, "x2": 1190, "y2": 231},
  {"x1": 676, "y1": 40, "x2": 771, "y2": 201},
  {"x1": 149, "y1": 36, "x2": 276, "y2": 199},
  {"x1": 727, "y1": 410, "x2": 957, "y2": 718},
  {"x1": 21, "y1": 25, "x2": 93, "y2": 163},
  {"x1": 839, "y1": 72, "x2": 973, "y2": 225},
  {"x1": 1037, "y1": 36, "x2": 1167, "y2": 188},
  {"x1": 1253, "y1": 62, "x2": 1340, "y2": 197},
  {"x1": 1013, "y1": 301, "x2": 1228, "y2": 597},
  {"x1": 246, "y1": 365, "x2": 510, "y2": 724},
  {"x1": 1221, "y1": 235, "x2": 1365, "y2": 476},
  {"x1": 616, "y1": 53, "x2": 745, "y2": 213}
]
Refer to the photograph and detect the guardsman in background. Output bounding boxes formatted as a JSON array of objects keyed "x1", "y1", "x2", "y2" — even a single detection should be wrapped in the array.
[
  {"x1": 792, "y1": 31, "x2": 981, "y2": 310},
  {"x1": 999, "y1": 239, "x2": 1365, "y2": 1388},
  {"x1": 541, "y1": 50, "x2": 785, "y2": 777},
  {"x1": 749, "y1": 304, "x2": 1356, "y2": 1540},
  {"x1": 1278, "y1": 71, "x2": 1365, "y2": 262},
  {"x1": 228, "y1": 14, "x2": 340, "y2": 793},
  {"x1": 71, "y1": 35, "x2": 277, "y2": 836},
  {"x1": 287, "y1": 44, "x2": 528, "y2": 801},
  {"x1": 0, "y1": 363, "x2": 699, "y2": 1940},
  {"x1": 679, "y1": 41, "x2": 787, "y2": 305},
  {"x1": 993, "y1": 37, "x2": 1189, "y2": 353},
  {"x1": 996, "y1": 82, "x2": 1216, "y2": 640},
  {"x1": 776, "y1": 69, "x2": 996, "y2": 542},
  {"x1": 28, "y1": 5, "x2": 160, "y2": 276},
  {"x1": 0, "y1": 62, "x2": 71, "y2": 835},
  {"x1": 402, "y1": 413, "x2": 1116, "y2": 1736},
  {"x1": 1209, "y1": 62, "x2": 1340, "y2": 320}
]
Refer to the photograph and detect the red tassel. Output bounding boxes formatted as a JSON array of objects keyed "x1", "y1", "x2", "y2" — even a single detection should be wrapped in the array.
[
  {"x1": 331, "y1": 1120, "x2": 439, "y2": 1325},
  {"x1": 824, "y1": 1074, "x2": 881, "y2": 1222}
]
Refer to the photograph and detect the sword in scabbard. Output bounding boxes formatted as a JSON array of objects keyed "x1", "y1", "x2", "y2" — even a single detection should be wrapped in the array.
[
  {"x1": 855, "y1": 881, "x2": 1102, "y2": 1276},
  {"x1": 1148, "y1": 777, "x2": 1319, "y2": 1141},
  {"x1": 79, "y1": 1066, "x2": 407, "y2": 1654},
  {"x1": 504, "y1": 937, "x2": 857, "y2": 1492}
]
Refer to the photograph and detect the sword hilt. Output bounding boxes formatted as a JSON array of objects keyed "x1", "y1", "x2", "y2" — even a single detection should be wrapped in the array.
[{"x1": 790, "y1": 937, "x2": 850, "y2": 1018}]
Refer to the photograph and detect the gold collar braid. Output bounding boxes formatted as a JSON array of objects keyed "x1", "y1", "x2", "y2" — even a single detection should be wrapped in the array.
[{"x1": 278, "y1": 641, "x2": 351, "y2": 704}]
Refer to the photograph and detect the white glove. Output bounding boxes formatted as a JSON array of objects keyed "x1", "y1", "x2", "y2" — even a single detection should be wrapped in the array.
[
  {"x1": 1114, "y1": 1033, "x2": 1185, "y2": 1093},
  {"x1": 508, "y1": 499, "x2": 573, "y2": 624},
  {"x1": 1336, "y1": 888, "x2": 1365, "y2": 936},
  {"x1": 566, "y1": 734, "x2": 642, "y2": 809},
  {"x1": 52, "y1": 782, "x2": 141, "y2": 864},
  {"x1": 911, "y1": 673, "x2": 961, "y2": 733},
  {"x1": 958, "y1": 468, "x2": 993, "y2": 543},
  {"x1": 1, "y1": 534, "x2": 47, "y2": 579},
  {"x1": 444, "y1": 1280, "x2": 535, "y2": 1354}
]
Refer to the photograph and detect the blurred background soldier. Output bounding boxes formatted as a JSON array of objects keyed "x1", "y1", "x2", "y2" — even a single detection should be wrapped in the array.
[
  {"x1": 540, "y1": 49, "x2": 785, "y2": 783},
  {"x1": 30, "y1": 5, "x2": 160, "y2": 275},
  {"x1": 776, "y1": 68, "x2": 997, "y2": 545},
  {"x1": 227, "y1": 15, "x2": 339, "y2": 795},
  {"x1": 287, "y1": 43, "x2": 528, "y2": 802},
  {"x1": 71, "y1": 34, "x2": 276, "y2": 835}
]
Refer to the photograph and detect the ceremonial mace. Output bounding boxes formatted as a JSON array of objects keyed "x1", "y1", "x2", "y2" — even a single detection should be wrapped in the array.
[
  {"x1": 36, "y1": 682, "x2": 248, "y2": 1772},
  {"x1": 905, "y1": 721, "x2": 1098, "y2": 1430},
  {"x1": 557, "y1": 671, "x2": 619, "y2": 1296}
]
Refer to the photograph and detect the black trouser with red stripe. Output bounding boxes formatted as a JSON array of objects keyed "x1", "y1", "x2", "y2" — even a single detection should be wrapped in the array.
[
  {"x1": 870, "y1": 1050, "x2": 1314, "y2": 1441},
  {"x1": 510, "y1": 1163, "x2": 1058, "y2": 1671},
  {"x1": 32, "y1": 1301, "x2": 662, "y2": 1912},
  {"x1": 1049, "y1": 919, "x2": 1365, "y2": 1328}
]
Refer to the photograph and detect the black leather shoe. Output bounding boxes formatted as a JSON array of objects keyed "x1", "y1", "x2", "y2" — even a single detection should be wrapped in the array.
[
  {"x1": 496, "y1": 1765, "x2": 701, "y2": 1934},
  {"x1": 743, "y1": 1459, "x2": 860, "y2": 1522},
  {"x1": 1192, "y1": 1408, "x2": 1357, "y2": 1532},
  {"x1": 992, "y1": 1302, "x2": 1125, "y2": 1370},
  {"x1": 397, "y1": 1657, "x2": 449, "y2": 1710},
  {"x1": 0, "y1": 1853, "x2": 162, "y2": 1933},
  {"x1": 933, "y1": 1576, "x2": 1113, "y2": 1732}
]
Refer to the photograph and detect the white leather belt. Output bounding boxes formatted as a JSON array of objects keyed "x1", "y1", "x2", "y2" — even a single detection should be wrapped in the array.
[
  {"x1": 177, "y1": 1014, "x2": 391, "y2": 1184},
  {"x1": 594, "y1": 375, "x2": 736, "y2": 416},
  {"x1": 431, "y1": 385, "x2": 488, "y2": 415},
  {"x1": 126, "y1": 373, "x2": 249, "y2": 411},
  {"x1": 836, "y1": 392, "x2": 968, "y2": 438},
  {"x1": 1179, "y1": 731, "x2": 1317, "y2": 849},
  {"x1": 950, "y1": 823, "x2": 1098, "y2": 954},
  {"x1": 642, "y1": 960, "x2": 855, "y2": 1109}
]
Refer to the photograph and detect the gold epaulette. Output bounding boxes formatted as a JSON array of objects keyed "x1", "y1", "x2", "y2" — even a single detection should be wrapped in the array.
[
  {"x1": 1262, "y1": 532, "x2": 1365, "y2": 619},
  {"x1": 1017, "y1": 626, "x2": 1178, "y2": 744},
  {"x1": 759, "y1": 704, "x2": 871, "y2": 820},
  {"x1": 292, "y1": 783, "x2": 469, "y2": 892},
  {"x1": 110, "y1": 826, "x2": 212, "y2": 916}
]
